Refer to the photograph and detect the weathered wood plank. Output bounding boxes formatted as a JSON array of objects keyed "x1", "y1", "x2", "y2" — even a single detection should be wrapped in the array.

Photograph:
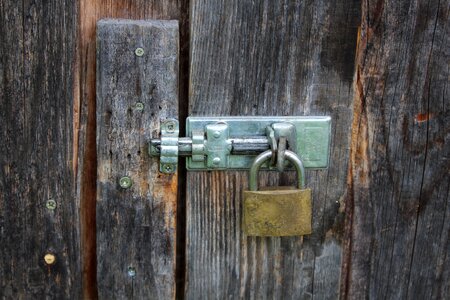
[
  {"x1": 76, "y1": 1, "x2": 186, "y2": 297},
  {"x1": 96, "y1": 19, "x2": 179, "y2": 299},
  {"x1": 342, "y1": 0, "x2": 449, "y2": 298},
  {"x1": 186, "y1": 0, "x2": 360, "y2": 298},
  {"x1": 0, "y1": 0, "x2": 81, "y2": 298}
]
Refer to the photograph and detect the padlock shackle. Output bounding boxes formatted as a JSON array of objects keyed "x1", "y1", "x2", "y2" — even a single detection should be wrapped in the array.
[{"x1": 249, "y1": 150, "x2": 306, "y2": 191}]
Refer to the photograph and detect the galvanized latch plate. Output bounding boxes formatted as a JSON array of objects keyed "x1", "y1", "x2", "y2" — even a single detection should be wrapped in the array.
[
  {"x1": 186, "y1": 116, "x2": 331, "y2": 170},
  {"x1": 158, "y1": 119, "x2": 179, "y2": 173},
  {"x1": 150, "y1": 116, "x2": 331, "y2": 173}
]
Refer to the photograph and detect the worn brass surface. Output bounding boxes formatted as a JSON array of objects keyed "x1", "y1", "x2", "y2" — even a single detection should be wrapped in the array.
[{"x1": 243, "y1": 188, "x2": 312, "y2": 236}]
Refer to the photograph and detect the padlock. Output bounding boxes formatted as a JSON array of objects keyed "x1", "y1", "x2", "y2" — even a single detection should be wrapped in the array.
[{"x1": 243, "y1": 150, "x2": 312, "y2": 236}]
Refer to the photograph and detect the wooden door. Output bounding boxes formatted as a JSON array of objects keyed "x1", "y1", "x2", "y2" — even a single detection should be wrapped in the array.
[
  {"x1": 185, "y1": 1, "x2": 358, "y2": 298},
  {"x1": 0, "y1": 0, "x2": 448, "y2": 299}
]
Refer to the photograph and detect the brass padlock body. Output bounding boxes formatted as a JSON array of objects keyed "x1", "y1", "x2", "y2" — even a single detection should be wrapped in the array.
[
  {"x1": 243, "y1": 150, "x2": 312, "y2": 237},
  {"x1": 243, "y1": 187, "x2": 312, "y2": 236}
]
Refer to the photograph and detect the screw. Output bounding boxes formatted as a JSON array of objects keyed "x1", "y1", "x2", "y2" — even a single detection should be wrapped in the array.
[
  {"x1": 165, "y1": 121, "x2": 176, "y2": 133},
  {"x1": 213, "y1": 157, "x2": 221, "y2": 165},
  {"x1": 163, "y1": 164, "x2": 175, "y2": 173},
  {"x1": 127, "y1": 266, "x2": 136, "y2": 277},
  {"x1": 213, "y1": 131, "x2": 221, "y2": 138},
  {"x1": 135, "y1": 102, "x2": 144, "y2": 111},
  {"x1": 46, "y1": 199, "x2": 57, "y2": 210},
  {"x1": 135, "y1": 47, "x2": 144, "y2": 57},
  {"x1": 119, "y1": 176, "x2": 133, "y2": 189},
  {"x1": 44, "y1": 253, "x2": 56, "y2": 265}
]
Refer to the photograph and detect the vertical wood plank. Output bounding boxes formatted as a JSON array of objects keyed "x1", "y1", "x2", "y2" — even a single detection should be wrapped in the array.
[
  {"x1": 76, "y1": 1, "x2": 186, "y2": 297},
  {"x1": 0, "y1": 0, "x2": 81, "y2": 298},
  {"x1": 342, "y1": 0, "x2": 449, "y2": 298},
  {"x1": 96, "y1": 19, "x2": 179, "y2": 299},
  {"x1": 186, "y1": 0, "x2": 360, "y2": 298}
]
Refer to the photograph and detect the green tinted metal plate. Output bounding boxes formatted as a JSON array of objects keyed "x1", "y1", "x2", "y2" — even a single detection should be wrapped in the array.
[{"x1": 186, "y1": 116, "x2": 331, "y2": 170}]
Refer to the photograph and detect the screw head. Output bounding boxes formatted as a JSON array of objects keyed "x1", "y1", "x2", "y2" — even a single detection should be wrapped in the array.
[
  {"x1": 46, "y1": 199, "x2": 57, "y2": 210},
  {"x1": 213, "y1": 131, "x2": 221, "y2": 138},
  {"x1": 119, "y1": 176, "x2": 133, "y2": 189},
  {"x1": 162, "y1": 164, "x2": 175, "y2": 173},
  {"x1": 165, "y1": 121, "x2": 176, "y2": 133},
  {"x1": 213, "y1": 157, "x2": 221, "y2": 165},
  {"x1": 44, "y1": 253, "x2": 56, "y2": 265},
  {"x1": 127, "y1": 266, "x2": 136, "y2": 277},
  {"x1": 135, "y1": 102, "x2": 144, "y2": 111},
  {"x1": 135, "y1": 47, "x2": 144, "y2": 57}
]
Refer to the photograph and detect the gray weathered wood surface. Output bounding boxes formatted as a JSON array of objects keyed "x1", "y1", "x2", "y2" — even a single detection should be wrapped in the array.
[
  {"x1": 342, "y1": 0, "x2": 450, "y2": 298},
  {"x1": 1, "y1": 0, "x2": 448, "y2": 298},
  {"x1": 77, "y1": 1, "x2": 186, "y2": 297},
  {"x1": 96, "y1": 19, "x2": 179, "y2": 299},
  {"x1": 186, "y1": 1, "x2": 360, "y2": 298},
  {"x1": 0, "y1": 0, "x2": 81, "y2": 298}
]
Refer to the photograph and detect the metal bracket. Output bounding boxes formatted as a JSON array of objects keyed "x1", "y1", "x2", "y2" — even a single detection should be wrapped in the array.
[
  {"x1": 150, "y1": 116, "x2": 331, "y2": 173},
  {"x1": 204, "y1": 123, "x2": 232, "y2": 169},
  {"x1": 153, "y1": 119, "x2": 179, "y2": 173}
]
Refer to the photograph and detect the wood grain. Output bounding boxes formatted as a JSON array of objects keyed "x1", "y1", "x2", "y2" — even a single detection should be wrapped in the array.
[
  {"x1": 0, "y1": 0, "x2": 81, "y2": 298},
  {"x1": 96, "y1": 19, "x2": 179, "y2": 299},
  {"x1": 76, "y1": 1, "x2": 186, "y2": 298},
  {"x1": 186, "y1": 0, "x2": 360, "y2": 298},
  {"x1": 342, "y1": 0, "x2": 450, "y2": 298}
]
